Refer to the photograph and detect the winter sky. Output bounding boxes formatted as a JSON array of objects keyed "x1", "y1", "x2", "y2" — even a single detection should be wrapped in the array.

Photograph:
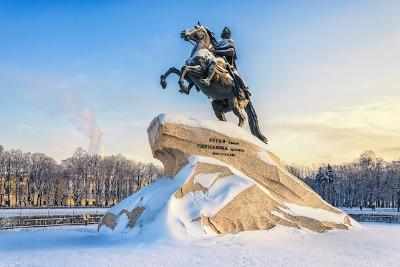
[{"x1": 0, "y1": 0, "x2": 399, "y2": 165}]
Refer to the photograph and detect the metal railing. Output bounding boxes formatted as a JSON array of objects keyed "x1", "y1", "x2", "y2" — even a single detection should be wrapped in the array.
[
  {"x1": 0, "y1": 215, "x2": 103, "y2": 230},
  {"x1": 340, "y1": 208, "x2": 400, "y2": 223},
  {"x1": 0, "y1": 207, "x2": 109, "y2": 230},
  {"x1": 0, "y1": 207, "x2": 108, "y2": 218},
  {"x1": 340, "y1": 208, "x2": 400, "y2": 216}
]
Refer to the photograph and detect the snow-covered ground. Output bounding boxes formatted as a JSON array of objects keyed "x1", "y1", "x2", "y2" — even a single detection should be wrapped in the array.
[
  {"x1": 0, "y1": 208, "x2": 108, "y2": 218},
  {"x1": 0, "y1": 223, "x2": 399, "y2": 267}
]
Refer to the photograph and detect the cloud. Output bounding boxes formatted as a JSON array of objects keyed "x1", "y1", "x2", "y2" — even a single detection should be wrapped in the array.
[
  {"x1": 251, "y1": 24, "x2": 400, "y2": 119},
  {"x1": 266, "y1": 97, "x2": 400, "y2": 165}
]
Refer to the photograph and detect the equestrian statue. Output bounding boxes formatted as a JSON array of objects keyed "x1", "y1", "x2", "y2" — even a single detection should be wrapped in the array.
[{"x1": 160, "y1": 23, "x2": 268, "y2": 144}]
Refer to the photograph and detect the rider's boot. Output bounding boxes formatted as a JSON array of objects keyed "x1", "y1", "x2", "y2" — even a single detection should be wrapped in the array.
[{"x1": 178, "y1": 79, "x2": 189, "y2": 95}]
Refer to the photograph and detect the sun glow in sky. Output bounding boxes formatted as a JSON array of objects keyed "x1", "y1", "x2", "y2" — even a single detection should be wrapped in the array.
[{"x1": 0, "y1": 1, "x2": 399, "y2": 165}]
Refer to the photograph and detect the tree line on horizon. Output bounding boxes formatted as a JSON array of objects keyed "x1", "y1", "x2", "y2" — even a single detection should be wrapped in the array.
[
  {"x1": 286, "y1": 151, "x2": 400, "y2": 209},
  {"x1": 0, "y1": 145, "x2": 163, "y2": 208},
  {"x1": 1, "y1": 144, "x2": 399, "y2": 210}
]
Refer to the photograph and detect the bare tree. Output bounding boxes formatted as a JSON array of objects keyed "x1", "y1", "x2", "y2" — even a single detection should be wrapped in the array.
[{"x1": 287, "y1": 151, "x2": 400, "y2": 209}]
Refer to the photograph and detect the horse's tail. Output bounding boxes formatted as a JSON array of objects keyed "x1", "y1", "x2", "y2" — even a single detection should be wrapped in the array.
[{"x1": 244, "y1": 100, "x2": 268, "y2": 144}]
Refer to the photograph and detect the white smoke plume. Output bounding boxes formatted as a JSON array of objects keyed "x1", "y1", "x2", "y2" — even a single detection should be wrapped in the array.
[
  {"x1": 64, "y1": 92, "x2": 103, "y2": 155},
  {"x1": 80, "y1": 107, "x2": 103, "y2": 155}
]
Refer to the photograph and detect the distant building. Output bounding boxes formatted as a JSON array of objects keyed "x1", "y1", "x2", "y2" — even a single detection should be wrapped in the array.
[{"x1": 0, "y1": 174, "x2": 154, "y2": 208}]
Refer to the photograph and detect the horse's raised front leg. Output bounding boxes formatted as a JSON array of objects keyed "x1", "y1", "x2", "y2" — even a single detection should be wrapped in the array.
[
  {"x1": 160, "y1": 67, "x2": 181, "y2": 89},
  {"x1": 228, "y1": 96, "x2": 246, "y2": 127},
  {"x1": 179, "y1": 65, "x2": 203, "y2": 94}
]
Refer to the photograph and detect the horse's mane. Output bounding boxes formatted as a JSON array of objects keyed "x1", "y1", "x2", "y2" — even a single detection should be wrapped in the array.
[{"x1": 203, "y1": 27, "x2": 217, "y2": 48}]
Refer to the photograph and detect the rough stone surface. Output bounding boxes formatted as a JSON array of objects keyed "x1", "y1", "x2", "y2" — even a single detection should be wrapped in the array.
[
  {"x1": 99, "y1": 213, "x2": 117, "y2": 230},
  {"x1": 147, "y1": 115, "x2": 353, "y2": 233},
  {"x1": 99, "y1": 115, "x2": 354, "y2": 234}
]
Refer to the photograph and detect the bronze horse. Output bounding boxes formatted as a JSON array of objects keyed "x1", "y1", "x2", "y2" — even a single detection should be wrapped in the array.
[{"x1": 160, "y1": 24, "x2": 268, "y2": 144}]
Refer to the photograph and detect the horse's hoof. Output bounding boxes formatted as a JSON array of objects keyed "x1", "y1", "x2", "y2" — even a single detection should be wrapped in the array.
[
  {"x1": 200, "y1": 79, "x2": 210, "y2": 86},
  {"x1": 160, "y1": 79, "x2": 167, "y2": 89},
  {"x1": 179, "y1": 88, "x2": 189, "y2": 95},
  {"x1": 238, "y1": 121, "x2": 244, "y2": 127}
]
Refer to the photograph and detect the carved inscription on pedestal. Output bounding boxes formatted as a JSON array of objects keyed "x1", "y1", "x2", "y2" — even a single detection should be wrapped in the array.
[{"x1": 197, "y1": 138, "x2": 245, "y2": 157}]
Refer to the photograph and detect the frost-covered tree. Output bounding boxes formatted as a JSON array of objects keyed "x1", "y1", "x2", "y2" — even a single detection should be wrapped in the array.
[
  {"x1": 0, "y1": 147, "x2": 163, "y2": 207},
  {"x1": 287, "y1": 151, "x2": 400, "y2": 209}
]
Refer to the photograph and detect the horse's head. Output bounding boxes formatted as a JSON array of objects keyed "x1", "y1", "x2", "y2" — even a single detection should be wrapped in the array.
[{"x1": 180, "y1": 23, "x2": 216, "y2": 48}]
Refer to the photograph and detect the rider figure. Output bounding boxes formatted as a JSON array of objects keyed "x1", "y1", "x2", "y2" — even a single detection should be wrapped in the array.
[{"x1": 200, "y1": 27, "x2": 250, "y2": 99}]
